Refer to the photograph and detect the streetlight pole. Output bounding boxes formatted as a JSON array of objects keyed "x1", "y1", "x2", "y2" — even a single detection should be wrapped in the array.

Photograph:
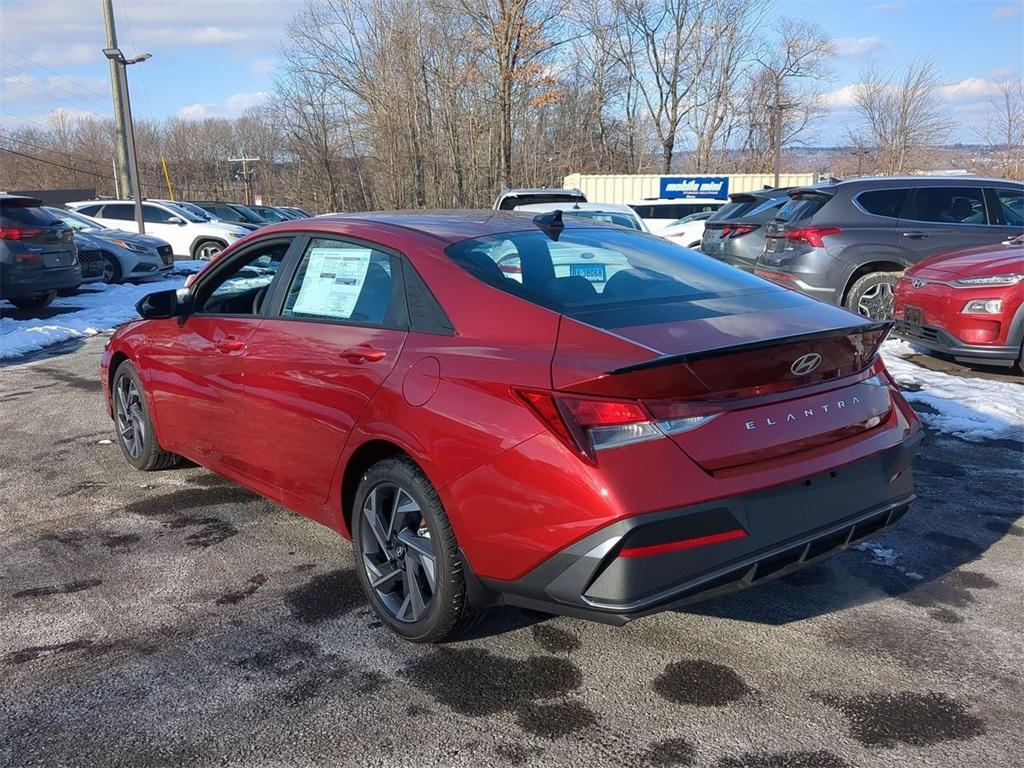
[
  {"x1": 103, "y1": 48, "x2": 150, "y2": 235},
  {"x1": 767, "y1": 99, "x2": 797, "y2": 189},
  {"x1": 101, "y1": 0, "x2": 131, "y2": 200}
]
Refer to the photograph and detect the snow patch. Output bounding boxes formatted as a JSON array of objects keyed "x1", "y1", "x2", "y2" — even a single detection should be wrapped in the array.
[
  {"x1": 881, "y1": 339, "x2": 1023, "y2": 443},
  {"x1": 1, "y1": 261, "x2": 205, "y2": 361}
]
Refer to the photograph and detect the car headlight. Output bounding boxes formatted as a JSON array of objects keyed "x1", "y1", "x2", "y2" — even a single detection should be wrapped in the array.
[
  {"x1": 225, "y1": 231, "x2": 244, "y2": 239},
  {"x1": 110, "y1": 238, "x2": 149, "y2": 253},
  {"x1": 962, "y1": 298, "x2": 1004, "y2": 314},
  {"x1": 952, "y1": 273, "x2": 1023, "y2": 287}
]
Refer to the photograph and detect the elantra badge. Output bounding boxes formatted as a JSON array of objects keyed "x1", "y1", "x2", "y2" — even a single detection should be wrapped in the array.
[{"x1": 790, "y1": 352, "x2": 822, "y2": 376}]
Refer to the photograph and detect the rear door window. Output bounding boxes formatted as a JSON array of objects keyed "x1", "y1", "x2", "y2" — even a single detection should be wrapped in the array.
[
  {"x1": 905, "y1": 187, "x2": 987, "y2": 224},
  {"x1": 856, "y1": 189, "x2": 911, "y2": 219},
  {"x1": 102, "y1": 203, "x2": 134, "y2": 220},
  {"x1": 75, "y1": 204, "x2": 103, "y2": 216},
  {"x1": 142, "y1": 205, "x2": 176, "y2": 224},
  {"x1": 282, "y1": 238, "x2": 405, "y2": 327}
]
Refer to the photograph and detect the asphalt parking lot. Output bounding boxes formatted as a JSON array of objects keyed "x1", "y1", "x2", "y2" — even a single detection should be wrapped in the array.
[{"x1": 1, "y1": 336, "x2": 1022, "y2": 768}]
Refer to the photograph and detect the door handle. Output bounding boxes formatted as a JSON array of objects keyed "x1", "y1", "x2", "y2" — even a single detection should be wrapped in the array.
[
  {"x1": 901, "y1": 231, "x2": 929, "y2": 239},
  {"x1": 340, "y1": 346, "x2": 387, "y2": 363},
  {"x1": 215, "y1": 338, "x2": 245, "y2": 353}
]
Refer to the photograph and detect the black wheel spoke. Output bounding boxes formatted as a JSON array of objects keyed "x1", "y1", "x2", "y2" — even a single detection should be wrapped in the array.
[
  {"x1": 115, "y1": 377, "x2": 144, "y2": 459},
  {"x1": 362, "y1": 488, "x2": 390, "y2": 554}
]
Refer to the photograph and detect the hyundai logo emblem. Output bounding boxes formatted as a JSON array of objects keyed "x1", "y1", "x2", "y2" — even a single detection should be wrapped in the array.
[
  {"x1": 791, "y1": 352, "x2": 822, "y2": 376},
  {"x1": 912, "y1": 279, "x2": 926, "y2": 289}
]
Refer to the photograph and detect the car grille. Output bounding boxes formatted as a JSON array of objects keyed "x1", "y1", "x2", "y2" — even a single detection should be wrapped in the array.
[
  {"x1": 158, "y1": 245, "x2": 174, "y2": 265},
  {"x1": 78, "y1": 249, "x2": 105, "y2": 279},
  {"x1": 894, "y1": 320, "x2": 940, "y2": 343}
]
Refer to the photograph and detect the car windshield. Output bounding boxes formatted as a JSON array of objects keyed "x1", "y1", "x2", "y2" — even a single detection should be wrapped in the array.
[
  {"x1": 230, "y1": 204, "x2": 267, "y2": 224},
  {"x1": 162, "y1": 202, "x2": 204, "y2": 222},
  {"x1": 46, "y1": 207, "x2": 104, "y2": 231},
  {"x1": 173, "y1": 202, "x2": 213, "y2": 221},
  {"x1": 447, "y1": 227, "x2": 773, "y2": 323}
]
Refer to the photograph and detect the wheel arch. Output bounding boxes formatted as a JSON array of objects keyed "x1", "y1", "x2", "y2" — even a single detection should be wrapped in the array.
[
  {"x1": 189, "y1": 235, "x2": 227, "y2": 258},
  {"x1": 339, "y1": 439, "x2": 418, "y2": 537},
  {"x1": 841, "y1": 260, "x2": 908, "y2": 305}
]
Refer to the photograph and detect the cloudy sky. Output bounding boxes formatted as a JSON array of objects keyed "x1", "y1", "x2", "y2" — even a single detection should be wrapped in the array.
[{"x1": 1, "y1": 0, "x2": 1021, "y2": 146}]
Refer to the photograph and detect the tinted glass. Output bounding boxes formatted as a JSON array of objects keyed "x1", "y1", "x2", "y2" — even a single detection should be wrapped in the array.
[
  {"x1": 195, "y1": 241, "x2": 289, "y2": 314},
  {"x1": 631, "y1": 203, "x2": 718, "y2": 219},
  {"x1": 46, "y1": 207, "x2": 101, "y2": 231},
  {"x1": 561, "y1": 211, "x2": 641, "y2": 230},
  {"x1": 76, "y1": 204, "x2": 103, "y2": 216},
  {"x1": 252, "y1": 206, "x2": 289, "y2": 222},
  {"x1": 906, "y1": 187, "x2": 986, "y2": 224},
  {"x1": 857, "y1": 189, "x2": 910, "y2": 219},
  {"x1": 447, "y1": 228, "x2": 773, "y2": 320},
  {"x1": 283, "y1": 238, "x2": 399, "y2": 326},
  {"x1": 774, "y1": 196, "x2": 827, "y2": 223},
  {"x1": 102, "y1": 204, "x2": 134, "y2": 220},
  {"x1": 142, "y1": 205, "x2": 176, "y2": 224},
  {"x1": 992, "y1": 187, "x2": 1024, "y2": 226},
  {"x1": 0, "y1": 203, "x2": 60, "y2": 227},
  {"x1": 740, "y1": 197, "x2": 788, "y2": 223}
]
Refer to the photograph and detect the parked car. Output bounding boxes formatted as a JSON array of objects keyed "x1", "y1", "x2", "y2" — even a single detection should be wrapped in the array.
[
  {"x1": 513, "y1": 202, "x2": 649, "y2": 231},
  {"x1": 658, "y1": 211, "x2": 715, "y2": 249},
  {"x1": 154, "y1": 200, "x2": 217, "y2": 223},
  {"x1": 756, "y1": 177, "x2": 1024, "y2": 320},
  {"x1": 189, "y1": 201, "x2": 268, "y2": 231},
  {"x1": 46, "y1": 207, "x2": 174, "y2": 284},
  {"x1": 277, "y1": 206, "x2": 312, "y2": 219},
  {"x1": 628, "y1": 198, "x2": 726, "y2": 233},
  {"x1": 701, "y1": 190, "x2": 792, "y2": 271},
  {"x1": 1, "y1": 194, "x2": 82, "y2": 309},
  {"x1": 494, "y1": 188, "x2": 587, "y2": 210},
  {"x1": 103, "y1": 211, "x2": 921, "y2": 642},
  {"x1": 248, "y1": 204, "x2": 295, "y2": 223},
  {"x1": 67, "y1": 200, "x2": 250, "y2": 260},
  {"x1": 893, "y1": 237, "x2": 1024, "y2": 370}
]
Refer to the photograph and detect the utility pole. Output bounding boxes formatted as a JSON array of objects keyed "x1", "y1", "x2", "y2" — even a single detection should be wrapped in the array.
[
  {"x1": 101, "y1": 0, "x2": 131, "y2": 199},
  {"x1": 229, "y1": 156, "x2": 260, "y2": 205},
  {"x1": 767, "y1": 99, "x2": 797, "y2": 189},
  {"x1": 104, "y1": 46, "x2": 151, "y2": 234}
]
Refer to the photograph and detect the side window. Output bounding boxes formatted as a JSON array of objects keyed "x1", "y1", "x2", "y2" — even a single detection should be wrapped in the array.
[
  {"x1": 282, "y1": 238, "x2": 402, "y2": 327},
  {"x1": 193, "y1": 240, "x2": 291, "y2": 315},
  {"x1": 991, "y1": 188, "x2": 1024, "y2": 226},
  {"x1": 77, "y1": 204, "x2": 102, "y2": 216},
  {"x1": 907, "y1": 187, "x2": 987, "y2": 224},
  {"x1": 103, "y1": 204, "x2": 133, "y2": 220},
  {"x1": 142, "y1": 205, "x2": 175, "y2": 224},
  {"x1": 857, "y1": 189, "x2": 910, "y2": 219}
]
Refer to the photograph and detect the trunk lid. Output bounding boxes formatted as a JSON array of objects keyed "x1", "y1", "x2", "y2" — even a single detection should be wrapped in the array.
[{"x1": 553, "y1": 296, "x2": 892, "y2": 470}]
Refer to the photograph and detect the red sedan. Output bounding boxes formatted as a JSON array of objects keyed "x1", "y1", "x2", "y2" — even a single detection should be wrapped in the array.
[
  {"x1": 894, "y1": 239, "x2": 1024, "y2": 370},
  {"x1": 102, "y1": 211, "x2": 921, "y2": 641}
]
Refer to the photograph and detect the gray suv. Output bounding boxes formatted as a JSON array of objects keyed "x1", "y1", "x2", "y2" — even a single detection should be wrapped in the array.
[
  {"x1": 1, "y1": 195, "x2": 81, "y2": 310},
  {"x1": 755, "y1": 177, "x2": 1024, "y2": 319}
]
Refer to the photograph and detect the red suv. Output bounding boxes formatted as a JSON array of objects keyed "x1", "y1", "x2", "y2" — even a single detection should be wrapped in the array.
[
  {"x1": 102, "y1": 212, "x2": 922, "y2": 641},
  {"x1": 894, "y1": 239, "x2": 1024, "y2": 370}
]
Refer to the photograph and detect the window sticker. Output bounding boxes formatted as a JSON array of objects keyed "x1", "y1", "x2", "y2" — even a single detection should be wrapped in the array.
[{"x1": 291, "y1": 246, "x2": 372, "y2": 319}]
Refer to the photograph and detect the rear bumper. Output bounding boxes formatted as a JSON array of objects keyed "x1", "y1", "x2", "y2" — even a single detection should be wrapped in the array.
[
  {"x1": 1, "y1": 264, "x2": 82, "y2": 299},
  {"x1": 481, "y1": 431, "x2": 921, "y2": 623},
  {"x1": 894, "y1": 320, "x2": 1020, "y2": 366}
]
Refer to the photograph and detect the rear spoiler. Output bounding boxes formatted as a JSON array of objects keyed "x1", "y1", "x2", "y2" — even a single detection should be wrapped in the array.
[
  {"x1": 786, "y1": 187, "x2": 836, "y2": 201},
  {"x1": 609, "y1": 321, "x2": 892, "y2": 375}
]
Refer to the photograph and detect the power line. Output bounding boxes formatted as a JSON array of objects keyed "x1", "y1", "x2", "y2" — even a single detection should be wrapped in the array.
[
  {"x1": 0, "y1": 108, "x2": 59, "y2": 131},
  {"x1": 0, "y1": 57, "x2": 113, "y2": 118},
  {"x1": 0, "y1": 132, "x2": 113, "y2": 175},
  {"x1": 0, "y1": 44, "x2": 113, "y2": 103},
  {"x1": 118, "y1": 3, "x2": 156, "y2": 128}
]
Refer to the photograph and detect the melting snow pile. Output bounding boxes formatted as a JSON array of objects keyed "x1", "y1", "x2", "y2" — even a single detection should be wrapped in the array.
[
  {"x1": 881, "y1": 339, "x2": 1023, "y2": 443},
  {"x1": 1, "y1": 261, "x2": 205, "y2": 361}
]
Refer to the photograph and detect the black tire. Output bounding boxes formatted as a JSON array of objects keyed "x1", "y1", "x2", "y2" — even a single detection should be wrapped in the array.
[
  {"x1": 352, "y1": 457, "x2": 476, "y2": 642},
  {"x1": 192, "y1": 239, "x2": 226, "y2": 261},
  {"x1": 101, "y1": 252, "x2": 123, "y2": 284},
  {"x1": 845, "y1": 270, "x2": 903, "y2": 320},
  {"x1": 112, "y1": 361, "x2": 180, "y2": 471},
  {"x1": 9, "y1": 291, "x2": 56, "y2": 310}
]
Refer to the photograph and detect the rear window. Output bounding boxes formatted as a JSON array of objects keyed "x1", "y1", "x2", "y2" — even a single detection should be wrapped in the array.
[
  {"x1": 740, "y1": 197, "x2": 788, "y2": 223},
  {"x1": 0, "y1": 201, "x2": 61, "y2": 227},
  {"x1": 631, "y1": 203, "x2": 720, "y2": 219},
  {"x1": 446, "y1": 228, "x2": 774, "y2": 323},
  {"x1": 774, "y1": 196, "x2": 828, "y2": 223},
  {"x1": 499, "y1": 193, "x2": 584, "y2": 210},
  {"x1": 560, "y1": 210, "x2": 642, "y2": 230},
  {"x1": 856, "y1": 188, "x2": 910, "y2": 219}
]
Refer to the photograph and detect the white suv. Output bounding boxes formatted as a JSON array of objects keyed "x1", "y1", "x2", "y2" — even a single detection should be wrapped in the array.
[{"x1": 66, "y1": 200, "x2": 249, "y2": 259}]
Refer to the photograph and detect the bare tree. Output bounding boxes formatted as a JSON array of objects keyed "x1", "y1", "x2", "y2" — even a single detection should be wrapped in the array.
[
  {"x1": 852, "y1": 56, "x2": 952, "y2": 174},
  {"x1": 977, "y1": 76, "x2": 1024, "y2": 179}
]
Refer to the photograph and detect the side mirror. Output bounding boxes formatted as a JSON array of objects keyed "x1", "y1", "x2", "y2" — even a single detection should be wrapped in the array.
[
  {"x1": 167, "y1": 216, "x2": 185, "y2": 225},
  {"x1": 136, "y1": 289, "x2": 188, "y2": 319}
]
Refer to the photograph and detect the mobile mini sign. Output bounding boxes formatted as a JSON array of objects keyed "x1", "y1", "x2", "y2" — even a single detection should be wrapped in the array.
[{"x1": 659, "y1": 176, "x2": 730, "y2": 200}]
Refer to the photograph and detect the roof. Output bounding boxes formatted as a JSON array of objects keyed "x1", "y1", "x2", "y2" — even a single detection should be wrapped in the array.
[
  {"x1": 303, "y1": 209, "x2": 601, "y2": 243},
  {"x1": 835, "y1": 175, "x2": 1023, "y2": 187},
  {"x1": 497, "y1": 188, "x2": 584, "y2": 197},
  {"x1": 0, "y1": 193, "x2": 42, "y2": 205},
  {"x1": 513, "y1": 202, "x2": 639, "y2": 215}
]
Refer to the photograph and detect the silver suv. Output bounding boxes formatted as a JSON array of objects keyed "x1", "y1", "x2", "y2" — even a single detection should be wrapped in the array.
[{"x1": 755, "y1": 177, "x2": 1024, "y2": 319}]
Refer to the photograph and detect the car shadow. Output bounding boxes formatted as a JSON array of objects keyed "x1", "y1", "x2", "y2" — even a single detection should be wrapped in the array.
[
  {"x1": 681, "y1": 428, "x2": 1022, "y2": 626},
  {"x1": 1, "y1": 304, "x2": 85, "y2": 321}
]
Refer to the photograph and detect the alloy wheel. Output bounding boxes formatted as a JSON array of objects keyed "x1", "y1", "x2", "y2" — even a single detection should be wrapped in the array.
[
  {"x1": 857, "y1": 280, "x2": 895, "y2": 320},
  {"x1": 359, "y1": 482, "x2": 437, "y2": 623},
  {"x1": 114, "y1": 375, "x2": 146, "y2": 459},
  {"x1": 198, "y1": 242, "x2": 223, "y2": 260},
  {"x1": 101, "y1": 256, "x2": 118, "y2": 283}
]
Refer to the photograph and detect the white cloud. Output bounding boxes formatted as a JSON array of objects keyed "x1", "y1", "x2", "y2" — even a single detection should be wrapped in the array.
[
  {"x1": 176, "y1": 91, "x2": 269, "y2": 120},
  {"x1": 247, "y1": 58, "x2": 276, "y2": 76},
  {"x1": 1, "y1": 73, "x2": 109, "y2": 110},
  {"x1": 869, "y1": 2, "x2": 904, "y2": 12},
  {"x1": 186, "y1": 26, "x2": 249, "y2": 46},
  {"x1": 992, "y1": 2, "x2": 1022, "y2": 19},
  {"x1": 834, "y1": 37, "x2": 886, "y2": 58},
  {"x1": 824, "y1": 84, "x2": 860, "y2": 108},
  {"x1": 30, "y1": 44, "x2": 98, "y2": 68},
  {"x1": 939, "y1": 77, "x2": 1000, "y2": 101}
]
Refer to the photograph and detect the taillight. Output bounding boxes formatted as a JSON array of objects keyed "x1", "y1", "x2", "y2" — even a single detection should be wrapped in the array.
[
  {"x1": 0, "y1": 226, "x2": 42, "y2": 241},
  {"x1": 515, "y1": 389, "x2": 718, "y2": 463},
  {"x1": 721, "y1": 224, "x2": 757, "y2": 238},
  {"x1": 773, "y1": 226, "x2": 841, "y2": 248}
]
